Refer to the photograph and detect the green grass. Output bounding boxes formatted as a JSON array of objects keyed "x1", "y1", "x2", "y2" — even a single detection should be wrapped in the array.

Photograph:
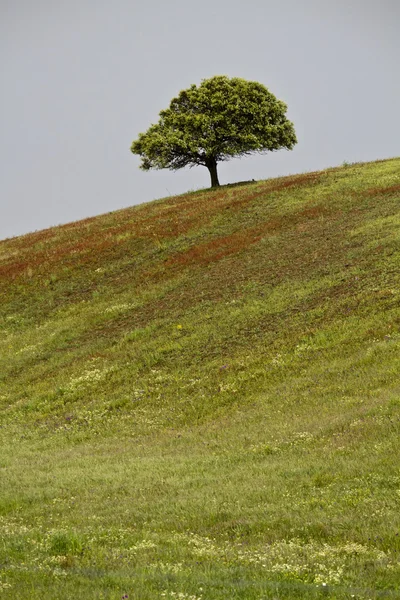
[{"x1": 1, "y1": 158, "x2": 400, "y2": 598}]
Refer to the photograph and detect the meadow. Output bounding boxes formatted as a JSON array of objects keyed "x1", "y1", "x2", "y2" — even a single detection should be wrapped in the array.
[{"x1": 1, "y1": 157, "x2": 400, "y2": 598}]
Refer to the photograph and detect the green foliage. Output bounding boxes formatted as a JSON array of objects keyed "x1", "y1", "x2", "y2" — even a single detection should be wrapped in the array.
[{"x1": 131, "y1": 75, "x2": 297, "y2": 187}]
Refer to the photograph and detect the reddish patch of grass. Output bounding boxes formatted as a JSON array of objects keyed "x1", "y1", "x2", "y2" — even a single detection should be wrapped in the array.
[
  {"x1": 102, "y1": 189, "x2": 245, "y2": 242},
  {"x1": 166, "y1": 226, "x2": 264, "y2": 268},
  {"x1": 361, "y1": 184, "x2": 400, "y2": 197},
  {"x1": 11, "y1": 228, "x2": 58, "y2": 250},
  {"x1": 258, "y1": 171, "x2": 322, "y2": 194},
  {"x1": 166, "y1": 203, "x2": 331, "y2": 270}
]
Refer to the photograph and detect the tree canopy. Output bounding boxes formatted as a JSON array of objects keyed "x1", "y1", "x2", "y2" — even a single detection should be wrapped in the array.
[{"x1": 131, "y1": 76, "x2": 297, "y2": 187}]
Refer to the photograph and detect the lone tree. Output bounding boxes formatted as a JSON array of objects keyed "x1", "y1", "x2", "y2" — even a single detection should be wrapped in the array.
[{"x1": 131, "y1": 76, "x2": 297, "y2": 188}]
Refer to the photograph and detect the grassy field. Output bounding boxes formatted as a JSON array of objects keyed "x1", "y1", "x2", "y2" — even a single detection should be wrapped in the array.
[{"x1": 1, "y1": 157, "x2": 400, "y2": 599}]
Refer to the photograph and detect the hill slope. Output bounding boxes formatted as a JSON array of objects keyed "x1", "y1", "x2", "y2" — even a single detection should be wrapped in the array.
[{"x1": 1, "y1": 158, "x2": 400, "y2": 599}]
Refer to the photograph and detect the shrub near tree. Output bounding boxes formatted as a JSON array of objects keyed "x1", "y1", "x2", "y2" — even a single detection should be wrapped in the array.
[{"x1": 131, "y1": 75, "x2": 297, "y2": 188}]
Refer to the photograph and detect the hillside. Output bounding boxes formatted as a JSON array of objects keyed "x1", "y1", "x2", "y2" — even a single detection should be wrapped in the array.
[{"x1": 1, "y1": 157, "x2": 400, "y2": 599}]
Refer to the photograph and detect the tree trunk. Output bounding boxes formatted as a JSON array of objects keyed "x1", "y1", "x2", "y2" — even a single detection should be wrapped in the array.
[{"x1": 206, "y1": 158, "x2": 220, "y2": 188}]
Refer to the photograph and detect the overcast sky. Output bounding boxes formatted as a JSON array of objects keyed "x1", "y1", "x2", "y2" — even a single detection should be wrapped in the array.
[{"x1": 1, "y1": 0, "x2": 399, "y2": 240}]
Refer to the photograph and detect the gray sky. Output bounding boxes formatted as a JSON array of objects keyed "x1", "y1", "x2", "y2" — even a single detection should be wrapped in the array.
[{"x1": 1, "y1": 0, "x2": 399, "y2": 240}]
